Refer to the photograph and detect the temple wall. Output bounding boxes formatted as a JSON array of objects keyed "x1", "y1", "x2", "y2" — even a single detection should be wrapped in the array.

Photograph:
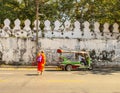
[{"x1": 0, "y1": 18, "x2": 120, "y2": 66}]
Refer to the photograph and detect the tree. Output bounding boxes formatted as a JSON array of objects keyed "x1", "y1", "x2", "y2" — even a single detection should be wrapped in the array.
[{"x1": 0, "y1": 0, "x2": 120, "y2": 28}]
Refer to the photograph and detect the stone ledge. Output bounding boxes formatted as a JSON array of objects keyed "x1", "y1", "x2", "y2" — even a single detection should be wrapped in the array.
[{"x1": 0, "y1": 65, "x2": 57, "y2": 68}]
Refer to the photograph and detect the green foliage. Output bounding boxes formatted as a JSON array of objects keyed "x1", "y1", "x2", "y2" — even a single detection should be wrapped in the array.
[{"x1": 0, "y1": 0, "x2": 120, "y2": 28}]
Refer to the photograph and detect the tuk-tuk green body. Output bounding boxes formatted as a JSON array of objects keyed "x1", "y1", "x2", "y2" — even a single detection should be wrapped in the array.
[{"x1": 57, "y1": 49, "x2": 93, "y2": 71}]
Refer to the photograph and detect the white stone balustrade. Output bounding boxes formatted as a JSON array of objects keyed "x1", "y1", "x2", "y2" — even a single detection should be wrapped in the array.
[{"x1": 0, "y1": 18, "x2": 119, "y2": 39}]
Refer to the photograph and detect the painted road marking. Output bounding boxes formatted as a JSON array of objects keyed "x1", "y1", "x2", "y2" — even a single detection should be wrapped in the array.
[
  {"x1": 0, "y1": 68, "x2": 36, "y2": 70},
  {"x1": 0, "y1": 79, "x2": 7, "y2": 82},
  {"x1": 0, "y1": 78, "x2": 9, "y2": 83},
  {"x1": 0, "y1": 73, "x2": 13, "y2": 75}
]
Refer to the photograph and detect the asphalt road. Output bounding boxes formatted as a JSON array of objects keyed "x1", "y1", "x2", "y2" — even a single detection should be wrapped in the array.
[{"x1": 0, "y1": 68, "x2": 120, "y2": 93}]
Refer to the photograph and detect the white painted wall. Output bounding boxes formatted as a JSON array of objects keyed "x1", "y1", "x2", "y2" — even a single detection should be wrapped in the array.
[
  {"x1": 0, "y1": 19, "x2": 120, "y2": 65},
  {"x1": 0, "y1": 38, "x2": 119, "y2": 65}
]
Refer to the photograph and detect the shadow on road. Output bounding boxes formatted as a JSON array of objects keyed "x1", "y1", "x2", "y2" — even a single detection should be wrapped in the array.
[
  {"x1": 45, "y1": 70, "x2": 63, "y2": 72},
  {"x1": 91, "y1": 68, "x2": 120, "y2": 75},
  {"x1": 25, "y1": 68, "x2": 120, "y2": 76},
  {"x1": 45, "y1": 68, "x2": 120, "y2": 75},
  {"x1": 72, "y1": 68, "x2": 120, "y2": 75},
  {"x1": 25, "y1": 74, "x2": 38, "y2": 76}
]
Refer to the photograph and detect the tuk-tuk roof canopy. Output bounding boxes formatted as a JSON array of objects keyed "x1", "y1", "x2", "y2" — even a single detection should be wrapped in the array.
[{"x1": 57, "y1": 49, "x2": 89, "y2": 54}]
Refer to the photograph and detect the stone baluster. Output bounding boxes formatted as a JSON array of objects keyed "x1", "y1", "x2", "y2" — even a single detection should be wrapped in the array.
[
  {"x1": 83, "y1": 21, "x2": 92, "y2": 39},
  {"x1": 13, "y1": 19, "x2": 21, "y2": 37},
  {"x1": 33, "y1": 20, "x2": 41, "y2": 31},
  {"x1": 23, "y1": 19, "x2": 31, "y2": 31},
  {"x1": 113, "y1": 23, "x2": 119, "y2": 33},
  {"x1": 13, "y1": 19, "x2": 21, "y2": 31},
  {"x1": 103, "y1": 23, "x2": 111, "y2": 39},
  {"x1": 73, "y1": 21, "x2": 82, "y2": 38},
  {"x1": 33, "y1": 20, "x2": 41, "y2": 38},
  {"x1": 23, "y1": 19, "x2": 31, "y2": 37},
  {"x1": 53, "y1": 20, "x2": 61, "y2": 38},
  {"x1": 94, "y1": 22, "x2": 102, "y2": 39},
  {"x1": 64, "y1": 20, "x2": 72, "y2": 38},
  {"x1": 2, "y1": 18, "x2": 11, "y2": 37},
  {"x1": 64, "y1": 20, "x2": 71, "y2": 31},
  {"x1": 112, "y1": 23, "x2": 120, "y2": 39},
  {"x1": 44, "y1": 20, "x2": 52, "y2": 38},
  {"x1": 44, "y1": 20, "x2": 51, "y2": 31},
  {"x1": 54, "y1": 20, "x2": 61, "y2": 31}
]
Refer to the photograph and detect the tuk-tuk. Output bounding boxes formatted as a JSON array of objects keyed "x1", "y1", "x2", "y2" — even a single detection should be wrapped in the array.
[{"x1": 57, "y1": 49, "x2": 93, "y2": 71}]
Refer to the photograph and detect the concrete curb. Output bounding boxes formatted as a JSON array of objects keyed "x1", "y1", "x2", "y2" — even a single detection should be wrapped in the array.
[{"x1": 0, "y1": 65, "x2": 58, "y2": 70}]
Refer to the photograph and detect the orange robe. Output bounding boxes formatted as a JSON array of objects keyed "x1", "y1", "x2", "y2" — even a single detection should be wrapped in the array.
[{"x1": 36, "y1": 53, "x2": 46, "y2": 71}]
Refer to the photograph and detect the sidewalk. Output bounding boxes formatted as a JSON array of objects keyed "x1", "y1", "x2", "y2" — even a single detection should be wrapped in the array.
[{"x1": 0, "y1": 65, "x2": 59, "y2": 70}]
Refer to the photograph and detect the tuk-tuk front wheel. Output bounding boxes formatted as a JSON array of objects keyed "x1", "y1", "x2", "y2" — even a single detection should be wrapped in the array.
[{"x1": 65, "y1": 65, "x2": 72, "y2": 71}]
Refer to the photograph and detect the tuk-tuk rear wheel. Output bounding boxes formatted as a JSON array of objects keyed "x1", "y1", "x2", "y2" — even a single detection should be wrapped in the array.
[{"x1": 65, "y1": 65, "x2": 72, "y2": 71}]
